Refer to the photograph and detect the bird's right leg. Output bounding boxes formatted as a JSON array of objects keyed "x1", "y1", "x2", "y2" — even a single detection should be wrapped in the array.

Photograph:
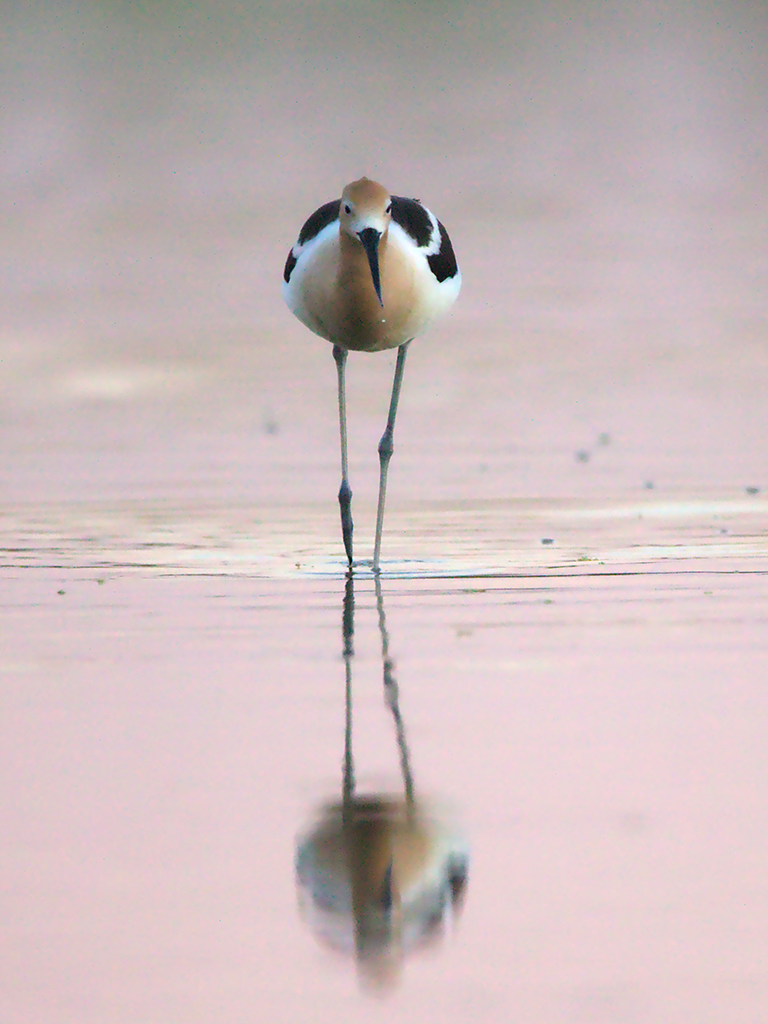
[{"x1": 333, "y1": 345, "x2": 354, "y2": 566}]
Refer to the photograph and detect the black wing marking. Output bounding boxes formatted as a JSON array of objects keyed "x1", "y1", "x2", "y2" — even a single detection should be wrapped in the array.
[
  {"x1": 283, "y1": 250, "x2": 297, "y2": 283},
  {"x1": 390, "y1": 196, "x2": 433, "y2": 248},
  {"x1": 298, "y1": 199, "x2": 340, "y2": 245},
  {"x1": 284, "y1": 199, "x2": 340, "y2": 284},
  {"x1": 427, "y1": 221, "x2": 459, "y2": 283},
  {"x1": 391, "y1": 196, "x2": 459, "y2": 282}
]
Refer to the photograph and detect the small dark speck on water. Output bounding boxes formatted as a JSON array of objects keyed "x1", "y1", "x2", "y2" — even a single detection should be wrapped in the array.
[
  {"x1": 597, "y1": 432, "x2": 611, "y2": 446},
  {"x1": 719, "y1": 528, "x2": 728, "y2": 534},
  {"x1": 541, "y1": 538, "x2": 554, "y2": 545},
  {"x1": 264, "y1": 419, "x2": 279, "y2": 435},
  {"x1": 745, "y1": 485, "x2": 760, "y2": 495},
  {"x1": 57, "y1": 589, "x2": 65, "y2": 595},
  {"x1": 644, "y1": 480, "x2": 655, "y2": 489},
  {"x1": 575, "y1": 449, "x2": 590, "y2": 463}
]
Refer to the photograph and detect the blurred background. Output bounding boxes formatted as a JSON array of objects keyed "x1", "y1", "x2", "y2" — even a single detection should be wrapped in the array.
[{"x1": 3, "y1": 0, "x2": 766, "y2": 508}]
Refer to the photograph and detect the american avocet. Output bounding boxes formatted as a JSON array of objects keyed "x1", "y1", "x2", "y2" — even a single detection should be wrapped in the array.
[{"x1": 283, "y1": 177, "x2": 461, "y2": 571}]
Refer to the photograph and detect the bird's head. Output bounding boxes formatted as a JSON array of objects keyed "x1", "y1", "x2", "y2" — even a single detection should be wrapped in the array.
[{"x1": 339, "y1": 177, "x2": 392, "y2": 306}]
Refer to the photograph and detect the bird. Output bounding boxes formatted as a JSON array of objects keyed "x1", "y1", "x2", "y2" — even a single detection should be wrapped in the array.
[{"x1": 283, "y1": 177, "x2": 461, "y2": 571}]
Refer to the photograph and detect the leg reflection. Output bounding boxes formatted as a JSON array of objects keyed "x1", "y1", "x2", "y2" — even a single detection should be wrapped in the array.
[
  {"x1": 375, "y1": 573, "x2": 415, "y2": 810},
  {"x1": 295, "y1": 573, "x2": 469, "y2": 990}
]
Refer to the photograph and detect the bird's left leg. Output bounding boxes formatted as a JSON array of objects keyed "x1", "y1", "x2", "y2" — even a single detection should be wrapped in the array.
[{"x1": 373, "y1": 341, "x2": 411, "y2": 572}]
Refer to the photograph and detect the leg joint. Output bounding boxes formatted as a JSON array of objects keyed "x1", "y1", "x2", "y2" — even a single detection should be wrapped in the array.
[
  {"x1": 378, "y1": 427, "x2": 394, "y2": 461},
  {"x1": 333, "y1": 344, "x2": 346, "y2": 368}
]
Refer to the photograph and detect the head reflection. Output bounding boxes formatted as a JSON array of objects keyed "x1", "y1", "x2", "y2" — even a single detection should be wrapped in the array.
[{"x1": 295, "y1": 574, "x2": 469, "y2": 989}]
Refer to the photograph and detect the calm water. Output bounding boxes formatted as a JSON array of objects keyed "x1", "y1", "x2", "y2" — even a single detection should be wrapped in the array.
[
  {"x1": 3, "y1": 1, "x2": 768, "y2": 1020},
  {"x1": 4, "y1": 553, "x2": 768, "y2": 1021}
]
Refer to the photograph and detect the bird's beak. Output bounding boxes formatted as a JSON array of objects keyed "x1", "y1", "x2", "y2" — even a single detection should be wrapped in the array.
[{"x1": 357, "y1": 227, "x2": 383, "y2": 306}]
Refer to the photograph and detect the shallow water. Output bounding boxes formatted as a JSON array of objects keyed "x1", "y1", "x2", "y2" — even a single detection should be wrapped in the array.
[
  {"x1": 3, "y1": 1, "x2": 768, "y2": 1020},
  {"x1": 3, "y1": 511, "x2": 768, "y2": 1021}
]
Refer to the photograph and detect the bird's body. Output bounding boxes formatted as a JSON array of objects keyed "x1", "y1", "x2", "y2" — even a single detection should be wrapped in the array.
[
  {"x1": 283, "y1": 177, "x2": 461, "y2": 569},
  {"x1": 283, "y1": 186, "x2": 461, "y2": 352}
]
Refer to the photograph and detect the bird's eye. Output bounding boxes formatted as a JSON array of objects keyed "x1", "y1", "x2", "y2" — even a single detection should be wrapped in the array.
[
  {"x1": 344, "y1": 203, "x2": 352, "y2": 214},
  {"x1": 385, "y1": 203, "x2": 391, "y2": 214}
]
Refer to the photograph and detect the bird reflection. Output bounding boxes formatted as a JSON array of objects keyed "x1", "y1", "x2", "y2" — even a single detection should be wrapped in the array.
[{"x1": 295, "y1": 574, "x2": 469, "y2": 989}]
